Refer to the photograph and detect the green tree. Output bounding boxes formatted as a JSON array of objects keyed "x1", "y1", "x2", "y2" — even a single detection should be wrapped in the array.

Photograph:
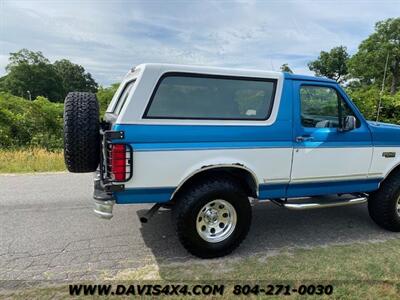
[
  {"x1": 280, "y1": 63, "x2": 293, "y2": 73},
  {"x1": 54, "y1": 59, "x2": 98, "y2": 98},
  {"x1": 2, "y1": 49, "x2": 63, "y2": 101},
  {"x1": 346, "y1": 86, "x2": 380, "y2": 121},
  {"x1": 308, "y1": 46, "x2": 350, "y2": 83},
  {"x1": 2, "y1": 49, "x2": 99, "y2": 101},
  {"x1": 96, "y1": 83, "x2": 119, "y2": 116},
  {"x1": 0, "y1": 76, "x2": 6, "y2": 92},
  {"x1": 7, "y1": 48, "x2": 49, "y2": 67},
  {"x1": 349, "y1": 18, "x2": 400, "y2": 95}
]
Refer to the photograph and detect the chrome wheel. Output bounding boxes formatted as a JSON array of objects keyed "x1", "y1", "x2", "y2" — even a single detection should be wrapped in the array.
[
  {"x1": 397, "y1": 195, "x2": 400, "y2": 217},
  {"x1": 196, "y1": 199, "x2": 237, "y2": 243}
]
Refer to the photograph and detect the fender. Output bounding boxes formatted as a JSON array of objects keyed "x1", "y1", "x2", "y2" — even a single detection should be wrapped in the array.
[
  {"x1": 171, "y1": 162, "x2": 259, "y2": 200},
  {"x1": 371, "y1": 148, "x2": 400, "y2": 186},
  {"x1": 381, "y1": 161, "x2": 400, "y2": 182}
]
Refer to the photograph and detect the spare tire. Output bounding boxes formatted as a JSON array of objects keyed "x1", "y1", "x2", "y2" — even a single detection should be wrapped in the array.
[{"x1": 63, "y1": 92, "x2": 100, "y2": 173}]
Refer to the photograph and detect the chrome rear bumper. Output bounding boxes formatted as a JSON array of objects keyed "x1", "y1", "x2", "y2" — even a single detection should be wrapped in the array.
[
  {"x1": 93, "y1": 174, "x2": 115, "y2": 219},
  {"x1": 93, "y1": 199, "x2": 115, "y2": 219}
]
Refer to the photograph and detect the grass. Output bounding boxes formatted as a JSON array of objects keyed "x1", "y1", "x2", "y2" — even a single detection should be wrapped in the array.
[
  {"x1": 5, "y1": 239, "x2": 400, "y2": 299},
  {"x1": 0, "y1": 148, "x2": 65, "y2": 173}
]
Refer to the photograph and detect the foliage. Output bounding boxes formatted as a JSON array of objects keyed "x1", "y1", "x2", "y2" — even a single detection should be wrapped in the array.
[
  {"x1": 6, "y1": 48, "x2": 49, "y2": 68},
  {"x1": 54, "y1": 59, "x2": 98, "y2": 99},
  {"x1": 349, "y1": 18, "x2": 400, "y2": 95},
  {"x1": 2, "y1": 49, "x2": 63, "y2": 101},
  {"x1": 96, "y1": 83, "x2": 119, "y2": 116},
  {"x1": 346, "y1": 86, "x2": 380, "y2": 121},
  {"x1": 0, "y1": 92, "x2": 64, "y2": 149},
  {"x1": 1, "y1": 49, "x2": 99, "y2": 102},
  {"x1": 379, "y1": 93, "x2": 400, "y2": 124},
  {"x1": 308, "y1": 46, "x2": 350, "y2": 83},
  {"x1": 0, "y1": 83, "x2": 119, "y2": 150},
  {"x1": 347, "y1": 86, "x2": 400, "y2": 124},
  {"x1": 280, "y1": 63, "x2": 293, "y2": 73}
]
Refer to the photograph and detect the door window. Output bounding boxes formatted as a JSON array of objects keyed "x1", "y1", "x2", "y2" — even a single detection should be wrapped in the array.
[{"x1": 300, "y1": 85, "x2": 358, "y2": 128}]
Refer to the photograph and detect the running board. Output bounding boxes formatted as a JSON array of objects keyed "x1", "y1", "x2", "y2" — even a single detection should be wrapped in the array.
[{"x1": 282, "y1": 197, "x2": 367, "y2": 210}]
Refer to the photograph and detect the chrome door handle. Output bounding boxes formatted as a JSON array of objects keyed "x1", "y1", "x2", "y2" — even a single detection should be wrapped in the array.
[{"x1": 296, "y1": 135, "x2": 314, "y2": 142}]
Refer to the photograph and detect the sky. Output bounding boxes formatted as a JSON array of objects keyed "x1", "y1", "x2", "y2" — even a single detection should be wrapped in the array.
[{"x1": 1, "y1": 0, "x2": 400, "y2": 86}]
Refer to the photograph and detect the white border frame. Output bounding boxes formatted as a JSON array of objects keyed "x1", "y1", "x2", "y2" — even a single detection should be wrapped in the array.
[{"x1": 115, "y1": 64, "x2": 284, "y2": 126}]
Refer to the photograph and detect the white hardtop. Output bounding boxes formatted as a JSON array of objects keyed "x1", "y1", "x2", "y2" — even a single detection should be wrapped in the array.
[
  {"x1": 108, "y1": 63, "x2": 284, "y2": 126},
  {"x1": 129, "y1": 63, "x2": 282, "y2": 80}
]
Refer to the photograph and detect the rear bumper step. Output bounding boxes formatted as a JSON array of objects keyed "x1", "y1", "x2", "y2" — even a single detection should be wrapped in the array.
[
  {"x1": 93, "y1": 176, "x2": 115, "y2": 219},
  {"x1": 282, "y1": 197, "x2": 367, "y2": 210}
]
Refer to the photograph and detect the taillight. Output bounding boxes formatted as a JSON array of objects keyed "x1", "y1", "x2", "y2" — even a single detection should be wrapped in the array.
[{"x1": 108, "y1": 144, "x2": 131, "y2": 181}]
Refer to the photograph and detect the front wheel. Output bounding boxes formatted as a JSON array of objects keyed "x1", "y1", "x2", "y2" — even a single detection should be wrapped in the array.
[
  {"x1": 368, "y1": 170, "x2": 400, "y2": 232},
  {"x1": 173, "y1": 177, "x2": 252, "y2": 258}
]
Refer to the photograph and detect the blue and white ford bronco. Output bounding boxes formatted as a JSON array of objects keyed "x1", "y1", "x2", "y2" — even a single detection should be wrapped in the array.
[{"x1": 63, "y1": 63, "x2": 400, "y2": 258}]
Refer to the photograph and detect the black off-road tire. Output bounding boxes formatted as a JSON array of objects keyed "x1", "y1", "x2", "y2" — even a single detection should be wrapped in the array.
[
  {"x1": 63, "y1": 92, "x2": 100, "y2": 173},
  {"x1": 172, "y1": 177, "x2": 252, "y2": 258},
  {"x1": 368, "y1": 170, "x2": 400, "y2": 232}
]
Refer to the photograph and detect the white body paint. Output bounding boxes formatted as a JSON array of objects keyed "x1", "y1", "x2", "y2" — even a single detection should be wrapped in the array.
[{"x1": 126, "y1": 148, "x2": 293, "y2": 189}]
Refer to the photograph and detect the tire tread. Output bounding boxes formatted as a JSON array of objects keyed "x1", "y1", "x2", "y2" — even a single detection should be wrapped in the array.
[
  {"x1": 173, "y1": 176, "x2": 251, "y2": 258},
  {"x1": 63, "y1": 92, "x2": 100, "y2": 173},
  {"x1": 368, "y1": 170, "x2": 400, "y2": 232}
]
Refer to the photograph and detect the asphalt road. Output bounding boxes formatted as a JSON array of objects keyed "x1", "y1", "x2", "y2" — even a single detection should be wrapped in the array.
[{"x1": 1, "y1": 173, "x2": 400, "y2": 282}]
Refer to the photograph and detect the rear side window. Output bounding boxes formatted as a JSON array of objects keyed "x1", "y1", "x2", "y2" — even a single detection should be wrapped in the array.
[
  {"x1": 144, "y1": 73, "x2": 277, "y2": 120},
  {"x1": 113, "y1": 80, "x2": 135, "y2": 114}
]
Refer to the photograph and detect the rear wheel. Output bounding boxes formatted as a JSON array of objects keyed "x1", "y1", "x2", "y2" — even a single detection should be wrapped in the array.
[
  {"x1": 63, "y1": 92, "x2": 100, "y2": 173},
  {"x1": 173, "y1": 177, "x2": 252, "y2": 258},
  {"x1": 368, "y1": 171, "x2": 400, "y2": 232}
]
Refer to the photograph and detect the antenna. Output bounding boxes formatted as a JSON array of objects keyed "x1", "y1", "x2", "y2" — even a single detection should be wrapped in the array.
[
  {"x1": 376, "y1": 51, "x2": 390, "y2": 123},
  {"x1": 270, "y1": 60, "x2": 275, "y2": 71}
]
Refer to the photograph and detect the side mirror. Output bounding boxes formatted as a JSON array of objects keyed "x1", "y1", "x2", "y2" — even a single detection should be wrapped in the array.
[{"x1": 342, "y1": 115, "x2": 357, "y2": 131}]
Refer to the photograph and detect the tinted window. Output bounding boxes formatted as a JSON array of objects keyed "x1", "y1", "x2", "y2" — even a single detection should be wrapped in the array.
[
  {"x1": 113, "y1": 80, "x2": 135, "y2": 114},
  {"x1": 144, "y1": 74, "x2": 276, "y2": 120},
  {"x1": 300, "y1": 85, "x2": 358, "y2": 128}
]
